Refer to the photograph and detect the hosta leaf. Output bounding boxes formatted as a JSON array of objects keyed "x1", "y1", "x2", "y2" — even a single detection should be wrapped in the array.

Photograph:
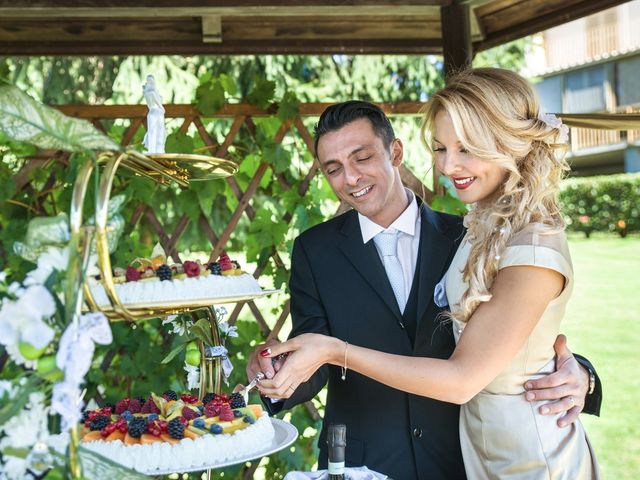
[{"x1": 0, "y1": 85, "x2": 120, "y2": 152}]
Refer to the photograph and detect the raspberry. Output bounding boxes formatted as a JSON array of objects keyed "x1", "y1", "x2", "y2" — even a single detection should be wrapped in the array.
[
  {"x1": 89, "y1": 415, "x2": 110, "y2": 431},
  {"x1": 127, "y1": 417, "x2": 148, "y2": 438},
  {"x1": 125, "y1": 266, "x2": 141, "y2": 282},
  {"x1": 218, "y1": 405, "x2": 234, "y2": 422},
  {"x1": 141, "y1": 397, "x2": 160, "y2": 414},
  {"x1": 218, "y1": 252, "x2": 233, "y2": 271},
  {"x1": 156, "y1": 264, "x2": 172, "y2": 281},
  {"x1": 167, "y1": 418, "x2": 185, "y2": 439},
  {"x1": 229, "y1": 392, "x2": 246, "y2": 409},
  {"x1": 162, "y1": 390, "x2": 178, "y2": 401},
  {"x1": 203, "y1": 402, "x2": 220, "y2": 418},
  {"x1": 180, "y1": 394, "x2": 198, "y2": 404},
  {"x1": 115, "y1": 398, "x2": 130, "y2": 415},
  {"x1": 128, "y1": 398, "x2": 142, "y2": 414},
  {"x1": 182, "y1": 406, "x2": 199, "y2": 421},
  {"x1": 183, "y1": 261, "x2": 201, "y2": 278},
  {"x1": 207, "y1": 262, "x2": 221, "y2": 275}
]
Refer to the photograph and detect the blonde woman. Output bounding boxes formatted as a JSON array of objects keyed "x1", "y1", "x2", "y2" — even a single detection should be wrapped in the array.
[{"x1": 260, "y1": 69, "x2": 600, "y2": 478}]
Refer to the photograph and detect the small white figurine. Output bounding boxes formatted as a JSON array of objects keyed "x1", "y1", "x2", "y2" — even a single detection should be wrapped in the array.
[{"x1": 142, "y1": 75, "x2": 166, "y2": 154}]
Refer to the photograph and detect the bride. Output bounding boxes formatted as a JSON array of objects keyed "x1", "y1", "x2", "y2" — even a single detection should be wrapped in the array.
[{"x1": 259, "y1": 68, "x2": 600, "y2": 479}]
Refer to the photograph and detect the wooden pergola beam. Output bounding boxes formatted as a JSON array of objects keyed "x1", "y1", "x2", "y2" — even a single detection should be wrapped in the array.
[
  {"x1": 441, "y1": 0, "x2": 473, "y2": 78},
  {"x1": 55, "y1": 102, "x2": 428, "y2": 119},
  {"x1": 0, "y1": 1, "x2": 444, "y2": 17}
]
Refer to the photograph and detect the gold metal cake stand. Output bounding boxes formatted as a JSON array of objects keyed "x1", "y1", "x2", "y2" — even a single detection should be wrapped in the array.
[{"x1": 66, "y1": 150, "x2": 282, "y2": 478}]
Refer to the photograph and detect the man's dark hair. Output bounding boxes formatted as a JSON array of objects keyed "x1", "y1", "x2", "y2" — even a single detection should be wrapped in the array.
[{"x1": 313, "y1": 101, "x2": 395, "y2": 155}]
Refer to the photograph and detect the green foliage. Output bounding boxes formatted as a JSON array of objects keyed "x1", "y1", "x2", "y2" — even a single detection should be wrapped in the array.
[
  {"x1": 430, "y1": 176, "x2": 469, "y2": 216},
  {"x1": 247, "y1": 77, "x2": 276, "y2": 109},
  {"x1": 0, "y1": 84, "x2": 120, "y2": 152},
  {"x1": 560, "y1": 173, "x2": 640, "y2": 237}
]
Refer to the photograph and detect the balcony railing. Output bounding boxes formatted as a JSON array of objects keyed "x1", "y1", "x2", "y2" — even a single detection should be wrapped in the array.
[{"x1": 569, "y1": 105, "x2": 640, "y2": 152}]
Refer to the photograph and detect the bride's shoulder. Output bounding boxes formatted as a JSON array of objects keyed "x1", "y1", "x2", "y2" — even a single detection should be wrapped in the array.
[{"x1": 507, "y1": 223, "x2": 568, "y2": 250}]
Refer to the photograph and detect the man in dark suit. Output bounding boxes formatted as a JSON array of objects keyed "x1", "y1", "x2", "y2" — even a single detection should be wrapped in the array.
[{"x1": 247, "y1": 101, "x2": 602, "y2": 480}]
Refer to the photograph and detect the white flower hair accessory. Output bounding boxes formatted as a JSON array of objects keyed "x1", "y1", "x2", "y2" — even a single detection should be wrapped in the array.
[{"x1": 537, "y1": 111, "x2": 569, "y2": 143}]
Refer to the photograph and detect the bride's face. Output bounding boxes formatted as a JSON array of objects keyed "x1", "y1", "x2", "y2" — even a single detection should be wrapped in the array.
[{"x1": 432, "y1": 110, "x2": 506, "y2": 206}]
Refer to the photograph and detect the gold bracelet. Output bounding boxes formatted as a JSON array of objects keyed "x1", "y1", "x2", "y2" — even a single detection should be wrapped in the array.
[{"x1": 341, "y1": 341, "x2": 349, "y2": 381}]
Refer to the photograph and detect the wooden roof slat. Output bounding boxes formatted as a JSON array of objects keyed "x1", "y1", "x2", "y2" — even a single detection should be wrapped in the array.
[{"x1": 0, "y1": 0, "x2": 631, "y2": 56}]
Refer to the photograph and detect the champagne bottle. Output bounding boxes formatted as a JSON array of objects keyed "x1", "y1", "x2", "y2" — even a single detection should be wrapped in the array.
[{"x1": 327, "y1": 423, "x2": 346, "y2": 480}]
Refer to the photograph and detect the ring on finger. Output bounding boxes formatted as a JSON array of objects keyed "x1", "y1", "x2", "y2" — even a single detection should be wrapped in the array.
[{"x1": 288, "y1": 384, "x2": 296, "y2": 392}]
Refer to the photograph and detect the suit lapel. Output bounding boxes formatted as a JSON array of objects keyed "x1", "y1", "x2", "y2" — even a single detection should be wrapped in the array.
[
  {"x1": 338, "y1": 212, "x2": 403, "y2": 320},
  {"x1": 416, "y1": 204, "x2": 456, "y2": 325}
]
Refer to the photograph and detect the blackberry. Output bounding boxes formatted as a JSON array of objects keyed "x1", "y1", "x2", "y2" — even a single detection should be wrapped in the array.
[
  {"x1": 202, "y1": 393, "x2": 215, "y2": 404},
  {"x1": 162, "y1": 390, "x2": 178, "y2": 401},
  {"x1": 127, "y1": 417, "x2": 148, "y2": 438},
  {"x1": 207, "y1": 262, "x2": 221, "y2": 275},
  {"x1": 157, "y1": 264, "x2": 172, "y2": 281},
  {"x1": 231, "y1": 260, "x2": 241, "y2": 270},
  {"x1": 229, "y1": 392, "x2": 246, "y2": 409},
  {"x1": 80, "y1": 410, "x2": 91, "y2": 423},
  {"x1": 89, "y1": 415, "x2": 110, "y2": 431},
  {"x1": 167, "y1": 418, "x2": 185, "y2": 439},
  {"x1": 103, "y1": 402, "x2": 115, "y2": 411},
  {"x1": 136, "y1": 396, "x2": 146, "y2": 405}
]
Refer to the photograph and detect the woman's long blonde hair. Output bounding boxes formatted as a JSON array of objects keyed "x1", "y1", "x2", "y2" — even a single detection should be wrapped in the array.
[{"x1": 421, "y1": 68, "x2": 570, "y2": 323}]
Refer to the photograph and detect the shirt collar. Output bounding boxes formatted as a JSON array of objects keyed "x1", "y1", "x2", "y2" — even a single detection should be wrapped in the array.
[{"x1": 358, "y1": 189, "x2": 419, "y2": 244}]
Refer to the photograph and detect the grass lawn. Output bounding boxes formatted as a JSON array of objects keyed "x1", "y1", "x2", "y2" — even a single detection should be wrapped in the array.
[{"x1": 563, "y1": 234, "x2": 640, "y2": 479}]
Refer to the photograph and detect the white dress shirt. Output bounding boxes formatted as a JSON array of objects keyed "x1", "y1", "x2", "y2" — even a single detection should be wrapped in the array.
[{"x1": 358, "y1": 189, "x2": 421, "y2": 305}]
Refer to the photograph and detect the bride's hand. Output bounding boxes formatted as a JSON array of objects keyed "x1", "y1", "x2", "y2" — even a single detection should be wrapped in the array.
[{"x1": 257, "y1": 333, "x2": 342, "y2": 399}]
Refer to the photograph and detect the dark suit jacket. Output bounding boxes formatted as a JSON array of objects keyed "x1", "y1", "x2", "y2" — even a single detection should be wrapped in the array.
[
  {"x1": 267, "y1": 203, "x2": 603, "y2": 480},
  {"x1": 270, "y1": 204, "x2": 467, "y2": 480}
]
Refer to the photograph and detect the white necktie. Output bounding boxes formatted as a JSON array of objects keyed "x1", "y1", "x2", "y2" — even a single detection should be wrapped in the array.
[{"x1": 374, "y1": 231, "x2": 406, "y2": 313}]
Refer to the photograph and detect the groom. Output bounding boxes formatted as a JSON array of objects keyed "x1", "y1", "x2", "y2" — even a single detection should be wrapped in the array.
[{"x1": 248, "y1": 101, "x2": 602, "y2": 479}]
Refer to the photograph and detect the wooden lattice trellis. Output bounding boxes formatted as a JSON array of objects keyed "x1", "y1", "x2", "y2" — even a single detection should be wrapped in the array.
[{"x1": 8, "y1": 102, "x2": 434, "y2": 478}]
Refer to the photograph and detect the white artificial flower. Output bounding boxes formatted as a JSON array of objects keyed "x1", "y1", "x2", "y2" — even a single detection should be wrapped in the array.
[
  {"x1": 23, "y1": 247, "x2": 69, "y2": 287},
  {"x1": 1, "y1": 456, "x2": 27, "y2": 480},
  {"x1": 162, "y1": 315, "x2": 191, "y2": 336},
  {"x1": 51, "y1": 382, "x2": 83, "y2": 432},
  {"x1": 7, "y1": 282, "x2": 24, "y2": 297},
  {"x1": 184, "y1": 362, "x2": 200, "y2": 390},
  {"x1": 0, "y1": 271, "x2": 7, "y2": 283},
  {"x1": 218, "y1": 321, "x2": 238, "y2": 338},
  {"x1": 0, "y1": 285, "x2": 56, "y2": 350},
  {"x1": 537, "y1": 111, "x2": 570, "y2": 143}
]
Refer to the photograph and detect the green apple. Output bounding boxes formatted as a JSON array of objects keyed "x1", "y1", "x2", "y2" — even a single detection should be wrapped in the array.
[
  {"x1": 36, "y1": 355, "x2": 63, "y2": 381},
  {"x1": 18, "y1": 341, "x2": 47, "y2": 360},
  {"x1": 186, "y1": 341, "x2": 199, "y2": 352},
  {"x1": 185, "y1": 349, "x2": 201, "y2": 366}
]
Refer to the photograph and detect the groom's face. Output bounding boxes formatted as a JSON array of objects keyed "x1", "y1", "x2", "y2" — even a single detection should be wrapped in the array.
[{"x1": 316, "y1": 118, "x2": 406, "y2": 227}]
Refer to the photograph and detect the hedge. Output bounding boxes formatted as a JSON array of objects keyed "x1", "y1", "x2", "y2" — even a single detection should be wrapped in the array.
[{"x1": 559, "y1": 173, "x2": 640, "y2": 237}]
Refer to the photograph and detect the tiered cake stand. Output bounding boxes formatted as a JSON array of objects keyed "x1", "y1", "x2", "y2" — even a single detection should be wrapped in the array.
[{"x1": 68, "y1": 150, "x2": 296, "y2": 478}]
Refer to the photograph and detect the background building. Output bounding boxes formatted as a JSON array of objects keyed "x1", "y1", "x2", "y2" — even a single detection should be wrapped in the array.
[{"x1": 529, "y1": 0, "x2": 640, "y2": 176}]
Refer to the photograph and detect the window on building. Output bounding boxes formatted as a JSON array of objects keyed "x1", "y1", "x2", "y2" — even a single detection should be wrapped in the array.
[
  {"x1": 565, "y1": 66, "x2": 606, "y2": 113},
  {"x1": 535, "y1": 76, "x2": 563, "y2": 113},
  {"x1": 617, "y1": 56, "x2": 640, "y2": 107}
]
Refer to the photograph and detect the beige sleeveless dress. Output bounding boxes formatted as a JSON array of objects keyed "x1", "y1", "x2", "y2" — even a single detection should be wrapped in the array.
[{"x1": 444, "y1": 225, "x2": 600, "y2": 479}]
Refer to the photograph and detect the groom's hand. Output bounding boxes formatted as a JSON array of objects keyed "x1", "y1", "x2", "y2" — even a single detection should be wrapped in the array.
[
  {"x1": 246, "y1": 339, "x2": 283, "y2": 382},
  {"x1": 524, "y1": 334, "x2": 589, "y2": 427}
]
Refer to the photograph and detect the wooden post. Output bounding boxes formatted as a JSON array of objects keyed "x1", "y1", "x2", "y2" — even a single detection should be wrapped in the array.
[{"x1": 441, "y1": 1, "x2": 473, "y2": 79}]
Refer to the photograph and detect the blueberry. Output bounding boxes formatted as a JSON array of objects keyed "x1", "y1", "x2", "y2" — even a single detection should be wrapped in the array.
[
  {"x1": 233, "y1": 410, "x2": 243, "y2": 418},
  {"x1": 194, "y1": 419, "x2": 205, "y2": 429},
  {"x1": 121, "y1": 411, "x2": 133, "y2": 422},
  {"x1": 243, "y1": 416, "x2": 255, "y2": 424},
  {"x1": 147, "y1": 413, "x2": 159, "y2": 421},
  {"x1": 210, "y1": 424, "x2": 223, "y2": 434}
]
